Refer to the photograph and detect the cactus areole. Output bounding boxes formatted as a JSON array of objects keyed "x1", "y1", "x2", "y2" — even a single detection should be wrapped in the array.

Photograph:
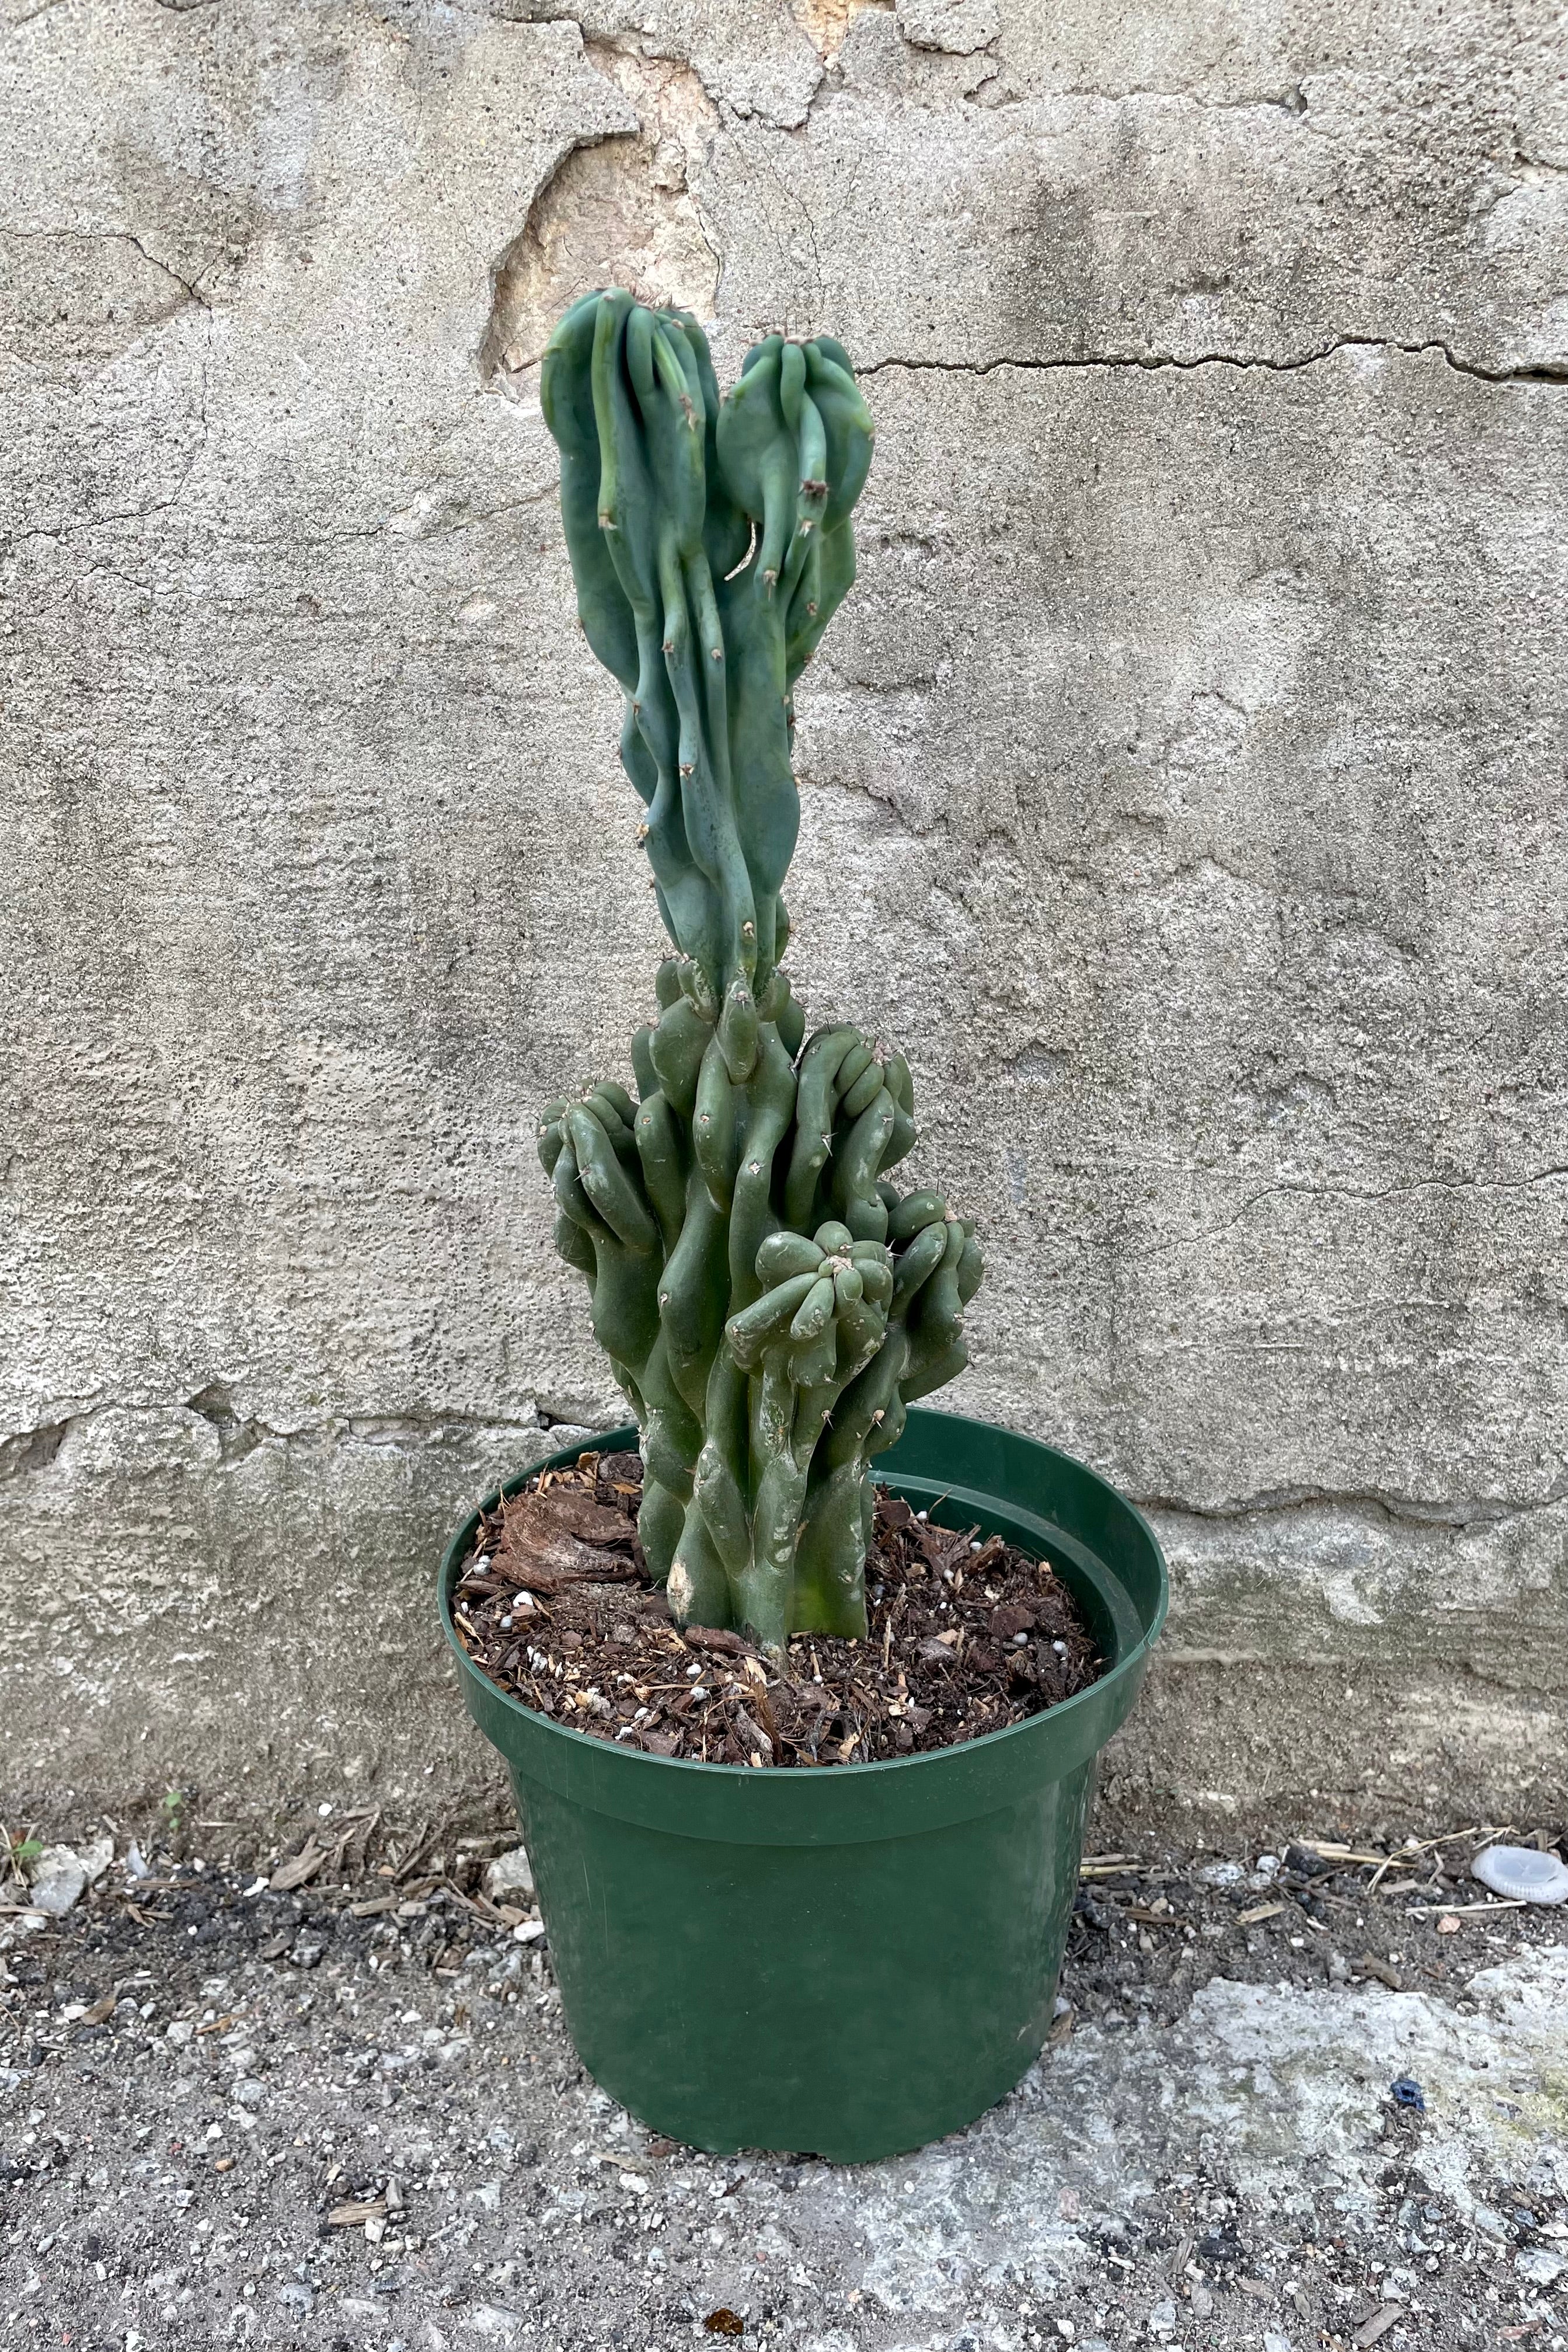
[{"x1": 538, "y1": 291, "x2": 983, "y2": 1651}]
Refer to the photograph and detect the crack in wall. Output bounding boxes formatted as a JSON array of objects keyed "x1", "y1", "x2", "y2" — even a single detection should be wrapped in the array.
[
  {"x1": 1137, "y1": 1483, "x2": 1565, "y2": 1534},
  {"x1": 1140, "y1": 1166, "x2": 1568, "y2": 1262},
  {"x1": 4, "y1": 1406, "x2": 1559, "y2": 1538},
  {"x1": 1046, "y1": 83, "x2": 1311, "y2": 118},
  {"x1": 0, "y1": 1399, "x2": 568, "y2": 1475},
  {"x1": 859, "y1": 337, "x2": 1568, "y2": 388},
  {"x1": 117, "y1": 230, "x2": 211, "y2": 311},
  {"x1": 0, "y1": 1421, "x2": 68, "y2": 1479},
  {"x1": 2, "y1": 224, "x2": 211, "y2": 313}
]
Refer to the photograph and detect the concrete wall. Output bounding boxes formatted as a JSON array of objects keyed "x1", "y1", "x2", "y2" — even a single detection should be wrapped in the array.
[{"x1": 4, "y1": 0, "x2": 1565, "y2": 1828}]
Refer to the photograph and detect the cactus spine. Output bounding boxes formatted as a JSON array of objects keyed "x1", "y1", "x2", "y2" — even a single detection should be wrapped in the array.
[{"x1": 538, "y1": 291, "x2": 982, "y2": 1650}]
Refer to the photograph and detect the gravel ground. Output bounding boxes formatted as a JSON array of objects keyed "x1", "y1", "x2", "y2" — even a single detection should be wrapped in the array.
[{"x1": 2, "y1": 1808, "x2": 1565, "y2": 2352}]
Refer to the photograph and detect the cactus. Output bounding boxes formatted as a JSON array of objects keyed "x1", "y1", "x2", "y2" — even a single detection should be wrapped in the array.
[{"x1": 538, "y1": 291, "x2": 982, "y2": 1649}]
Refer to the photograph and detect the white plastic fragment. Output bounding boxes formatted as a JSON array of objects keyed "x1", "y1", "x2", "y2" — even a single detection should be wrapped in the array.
[{"x1": 1471, "y1": 1844, "x2": 1568, "y2": 1905}]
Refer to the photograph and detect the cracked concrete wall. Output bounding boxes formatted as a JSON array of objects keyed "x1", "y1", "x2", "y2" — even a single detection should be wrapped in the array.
[{"x1": 2, "y1": 0, "x2": 1565, "y2": 1827}]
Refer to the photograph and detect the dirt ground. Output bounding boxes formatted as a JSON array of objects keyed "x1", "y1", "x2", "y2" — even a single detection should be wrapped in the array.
[{"x1": 2, "y1": 1803, "x2": 1564, "y2": 2352}]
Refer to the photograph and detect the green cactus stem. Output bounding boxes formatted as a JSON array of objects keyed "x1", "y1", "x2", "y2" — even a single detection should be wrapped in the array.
[
  {"x1": 538, "y1": 966, "x2": 982, "y2": 1649},
  {"x1": 538, "y1": 292, "x2": 982, "y2": 1650},
  {"x1": 542, "y1": 291, "x2": 870, "y2": 1008}
]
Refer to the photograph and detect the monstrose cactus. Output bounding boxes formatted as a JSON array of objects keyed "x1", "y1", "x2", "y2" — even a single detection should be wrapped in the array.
[{"x1": 537, "y1": 289, "x2": 982, "y2": 1649}]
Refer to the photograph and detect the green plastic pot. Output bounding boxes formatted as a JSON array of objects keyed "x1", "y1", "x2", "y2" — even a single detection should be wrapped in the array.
[{"x1": 438, "y1": 1406, "x2": 1166, "y2": 2162}]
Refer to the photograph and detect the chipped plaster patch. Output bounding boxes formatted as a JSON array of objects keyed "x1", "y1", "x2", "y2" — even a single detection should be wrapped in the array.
[{"x1": 482, "y1": 47, "x2": 720, "y2": 384}]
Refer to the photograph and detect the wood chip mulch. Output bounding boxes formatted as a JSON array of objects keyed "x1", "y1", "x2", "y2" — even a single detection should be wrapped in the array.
[{"x1": 450, "y1": 1449, "x2": 1104, "y2": 1767}]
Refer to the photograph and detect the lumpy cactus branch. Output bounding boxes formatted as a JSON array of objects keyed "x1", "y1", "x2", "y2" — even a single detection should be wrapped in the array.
[{"x1": 538, "y1": 290, "x2": 982, "y2": 1650}]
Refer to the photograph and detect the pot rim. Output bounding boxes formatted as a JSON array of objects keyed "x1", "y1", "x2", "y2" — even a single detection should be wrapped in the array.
[{"x1": 438, "y1": 1406, "x2": 1168, "y2": 1787}]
